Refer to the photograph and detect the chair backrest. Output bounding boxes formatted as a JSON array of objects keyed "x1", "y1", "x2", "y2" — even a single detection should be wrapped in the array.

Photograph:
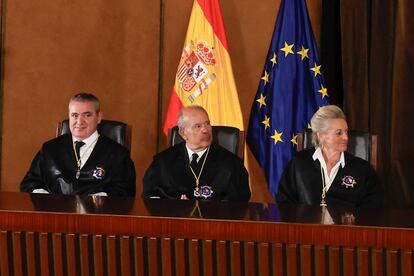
[
  {"x1": 56, "y1": 119, "x2": 132, "y2": 151},
  {"x1": 168, "y1": 126, "x2": 245, "y2": 160},
  {"x1": 297, "y1": 129, "x2": 377, "y2": 170}
]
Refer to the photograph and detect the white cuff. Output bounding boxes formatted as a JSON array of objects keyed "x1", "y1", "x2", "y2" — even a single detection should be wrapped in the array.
[
  {"x1": 32, "y1": 189, "x2": 49, "y2": 194},
  {"x1": 89, "y1": 192, "x2": 107, "y2": 196}
]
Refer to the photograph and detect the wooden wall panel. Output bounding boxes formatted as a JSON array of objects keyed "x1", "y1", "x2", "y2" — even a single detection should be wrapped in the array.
[
  {"x1": 26, "y1": 232, "x2": 37, "y2": 276},
  {"x1": 161, "y1": 238, "x2": 173, "y2": 276},
  {"x1": 11, "y1": 232, "x2": 23, "y2": 276},
  {"x1": 66, "y1": 234, "x2": 77, "y2": 276},
  {"x1": 0, "y1": 231, "x2": 10, "y2": 276},
  {"x1": 301, "y1": 245, "x2": 312, "y2": 276},
  {"x1": 134, "y1": 237, "x2": 146, "y2": 276},
  {"x1": 203, "y1": 240, "x2": 214, "y2": 276}
]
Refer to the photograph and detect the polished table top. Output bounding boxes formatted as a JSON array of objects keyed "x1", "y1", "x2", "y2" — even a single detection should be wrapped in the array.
[{"x1": 0, "y1": 191, "x2": 413, "y2": 229}]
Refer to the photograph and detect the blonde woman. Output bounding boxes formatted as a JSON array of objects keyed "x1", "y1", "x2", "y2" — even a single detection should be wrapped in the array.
[{"x1": 277, "y1": 105, "x2": 383, "y2": 208}]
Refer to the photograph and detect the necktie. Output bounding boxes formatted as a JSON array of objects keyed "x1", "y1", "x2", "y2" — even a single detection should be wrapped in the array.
[
  {"x1": 190, "y1": 153, "x2": 199, "y2": 172},
  {"x1": 74, "y1": 141, "x2": 85, "y2": 159}
]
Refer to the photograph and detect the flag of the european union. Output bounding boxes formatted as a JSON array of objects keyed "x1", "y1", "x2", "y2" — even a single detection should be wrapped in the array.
[{"x1": 247, "y1": 0, "x2": 329, "y2": 198}]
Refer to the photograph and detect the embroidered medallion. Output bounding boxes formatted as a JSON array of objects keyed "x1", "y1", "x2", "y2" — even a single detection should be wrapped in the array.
[
  {"x1": 341, "y1": 176, "x2": 356, "y2": 188},
  {"x1": 93, "y1": 167, "x2": 106, "y2": 179},
  {"x1": 194, "y1": 185, "x2": 213, "y2": 199}
]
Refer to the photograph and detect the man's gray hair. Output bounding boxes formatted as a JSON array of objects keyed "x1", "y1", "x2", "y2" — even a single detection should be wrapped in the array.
[
  {"x1": 310, "y1": 105, "x2": 346, "y2": 147},
  {"x1": 69, "y1": 92, "x2": 100, "y2": 113},
  {"x1": 177, "y1": 105, "x2": 208, "y2": 130}
]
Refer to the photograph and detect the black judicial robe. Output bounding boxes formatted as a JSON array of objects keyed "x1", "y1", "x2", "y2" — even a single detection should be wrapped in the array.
[
  {"x1": 20, "y1": 134, "x2": 136, "y2": 196},
  {"x1": 142, "y1": 142, "x2": 250, "y2": 201},
  {"x1": 276, "y1": 149, "x2": 383, "y2": 208}
]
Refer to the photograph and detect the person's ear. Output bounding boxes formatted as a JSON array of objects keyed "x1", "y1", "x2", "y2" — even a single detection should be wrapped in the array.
[
  {"x1": 179, "y1": 128, "x2": 188, "y2": 141},
  {"x1": 318, "y1": 132, "x2": 327, "y2": 144},
  {"x1": 97, "y1": 111, "x2": 103, "y2": 123}
]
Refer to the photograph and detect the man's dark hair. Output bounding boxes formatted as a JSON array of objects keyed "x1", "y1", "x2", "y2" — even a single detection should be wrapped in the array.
[{"x1": 69, "y1": 92, "x2": 100, "y2": 112}]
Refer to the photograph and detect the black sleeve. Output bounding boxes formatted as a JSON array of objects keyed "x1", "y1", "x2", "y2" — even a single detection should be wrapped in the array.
[
  {"x1": 358, "y1": 165, "x2": 384, "y2": 208},
  {"x1": 104, "y1": 151, "x2": 136, "y2": 197},
  {"x1": 276, "y1": 160, "x2": 299, "y2": 204},
  {"x1": 142, "y1": 157, "x2": 160, "y2": 198},
  {"x1": 20, "y1": 150, "x2": 48, "y2": 192},
  {"x1": 224, "y1": 159, "x2": 250, "y2": 201},
  {"x1": 142, "y1": 157, "x2": 174, "y2": 199}
]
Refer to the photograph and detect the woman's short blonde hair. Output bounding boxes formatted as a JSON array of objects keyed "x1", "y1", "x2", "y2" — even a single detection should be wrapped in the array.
[{"x1": 310, "y1": 105, "x2": 346, "y2": 147}]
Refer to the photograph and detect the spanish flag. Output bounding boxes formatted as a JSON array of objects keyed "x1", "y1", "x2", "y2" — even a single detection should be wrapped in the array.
[{"x1": 163, "y1": 0, "x2": 243, "y2": 134}]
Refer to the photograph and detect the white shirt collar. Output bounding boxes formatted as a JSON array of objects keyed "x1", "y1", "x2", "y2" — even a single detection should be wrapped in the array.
[
  {"x1": 312, "y1": 147, "x2": 345, "y2": 168},
  {"x1": 72, "y1": 130, "x2": 99, "y2": 145},
  {"x1": 186, "y1": 145, "x2": 208, "y2": 162}
]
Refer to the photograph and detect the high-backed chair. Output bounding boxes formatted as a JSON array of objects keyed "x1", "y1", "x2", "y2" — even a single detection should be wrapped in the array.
[
  {"x1": 297, "y1": 129, "x2": 378, "y2": 170},
  {"x1": 168, "y1": 126, "x2": 245, "y2": 160},
  {"x1": 56, "y1": 119, "x2": 132, "y2": 151}
]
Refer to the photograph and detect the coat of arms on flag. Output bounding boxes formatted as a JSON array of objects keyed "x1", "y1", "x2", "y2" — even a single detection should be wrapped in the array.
[{"x1": 176, "y1": 40, "x2": 217, "y2": 103}]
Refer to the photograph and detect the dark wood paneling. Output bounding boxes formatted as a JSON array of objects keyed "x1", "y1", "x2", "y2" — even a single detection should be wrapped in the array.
[
  {"x1": 258, "y1": 242, "x2": 270, "y2": 276},
  {"x1": 148, "y1": 237, "x2": 159, "y2": 276},
  {"x1": 402, "y1": 250, "x2": 412, "y2": 275},
  {"x1": 52, "y1": 233, "x2": 63, "y2": 276},
  {"x1": 245, "y1": 241, "x2": 255, "y2": 276},
  {"x1": 5, "y1": 233, "x2": 414, "y2": 275},
  {"x1": 343, "y1": 247, "x2": 355, "y2": 275},
  {"x1": 161, "y1": 238, "x2": 172, "y2": 276},
  {"x1": 329, "y1": 246, "x2": 340, "y2": 276},
  {"x1": 0, "y1": 231, "x2": 10, "y2": 275},
  {"x1": 134, "y1": 237, "x2": 145, "y2": 276},
  {"x1": 301, "y1": 245, "x2": 312, "y2": 276},
  {"x1": 0, "y1": 192, "x2": 413, "y2": 275},
  {"x1": 189, "y1": 239, "x2": 200, "y2": 276},
  {"x1": 120, "y1": 236, "x2": 132, "y2": 276},
  {"x1": 217, "y1": 240, "x2": 227, "y2": 276},
  {"x1": 175, "y1": 238, "x2": 186, "y2": 276},
  {"x1": 26, "y1": 232, "x2": 36, "y2": 276},
  {"x1": 106, "y1": 235, "x2": 117, "y2": 276},
  {"x1": 79, "y1": 234, "x2": 90, "y2": 276},
  {"x1": 203, "y1": 240, "x2": 214, "y2": 276},
  {"x1": 11, "y1": 232, "x2": 22, "y2": 276},
  {"x1": 272, "y1": 243, "x2": 284, "y2": 276},
  {"x1": 230, "y1": 241, "x2": 241, "y2": 276}
]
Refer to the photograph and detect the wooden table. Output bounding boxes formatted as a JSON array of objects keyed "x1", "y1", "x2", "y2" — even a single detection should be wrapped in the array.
[{"x1": 0, "y1": 191, "x2": 413, "y2": 275}]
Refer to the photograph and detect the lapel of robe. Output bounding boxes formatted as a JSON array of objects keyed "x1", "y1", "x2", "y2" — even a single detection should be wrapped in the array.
[
  {"x1": 66, "y1": 135, "x2": 78, "y2": 170},
  {"x1": 199, "y1": 145, "x2": 219, "y2": 185},
  {"x1": 305, "y1": 153, "x2": 333, "y2": 205},
  {"x1": 312, "y1": 157, "x2": 323, "y2": 186},
  {"x1": 172, "y1": 143, "x2": 195, "y2": 191},
  {"x1": 197, "y1": 144, "x2": 224, "y2": 198}
]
